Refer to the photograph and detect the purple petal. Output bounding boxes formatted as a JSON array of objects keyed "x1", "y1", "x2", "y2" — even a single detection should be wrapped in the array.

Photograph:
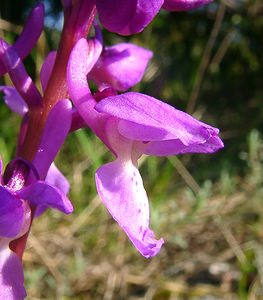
[
  {"x1": 162, "y1": 0, "x2": 212, "y2": 11},
  {"x1": 32, "y1": 99, "x2": 72, "y2": 179},
  {"x1": 0, "y1": 86, "x2": 28, "y2": 116},
  {"x1": 96, "y1": 0, "x2": 164, "y2": 35},
  {"x1": 95, "y1": 92, "x2": 220, "y2": 146},
  {"x1": 0, "y1": 247, "x2": 26, "y2": 300},
  {"x1": 67, "y1": 38, "x2": 109, "y2": 145},
  {"x1": 18, "y1": 181, "x2": 73, "y2": 214},
  {"x1": 40, "y1": 51, "x2": 57, "y2": 92},
  {"x1": 0, "y1": 186, "x2": 23, "y2": 238},
  {"x1": 0, "y1": 39, "x2": 42, "y2": 108},
  {"x1": 145, "y1": 134, "x2": 224, "y2": 156},
  {"x1": 67, "y1": 39, "x2": 93, "y2": 103},
  {"x1": 95, "y1": 158, "x2": 164, "y2": 258},
  {"x1": 46, "y1": 163, "x2": 70, "y2": 195},
  {"x1": 89, "y1": 43, "x2": 153, "y2": 91},
  {"x1": 13, "y1": 4, "x2": 44, "y2": 59},
  {"x1": 0, "y1": 3, "x2": 44, "y2": 76}
]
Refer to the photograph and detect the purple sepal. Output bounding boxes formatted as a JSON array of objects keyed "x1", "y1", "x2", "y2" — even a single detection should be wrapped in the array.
[
  {"x1": 95, "y1": 158, "x2": 164, "y2": 258},
  {"x1": 17, "y1": 181, "x2": 73, "y2": 215},
  {"x1": 89, "y1": 43, "x2": 153, "y2": 91},
  {"x1": 0, "y1": 39, "x2": 42, "y2": 108},
  {"x1": 0, "y1": 3, "x2": 44, "y2": 76},
  {"x1": 0, "y1": 186, "x2": 23, "y2": 238},
  {"x1": 95, "y1": 92, "x2": 223, "y2": 150},
  {"x1": 34, "y1": 163, "x2": 70, "y2": 218},
  {"x1": 67, "y1": 39, "x2": 109, "y2": 145},
  {"x1": 46, "y1": 163, "x2": 70, "y2": 195},
  {"x1": 0, "y1": 247, "x2": 27, "y2": 300},
  {"x1": 162, "y1": 0, "x2": 212, "y2": 11},
  {"x1": 40, "y1": 51, "x2": 57, "y2": 92},
  {"x1": 32, "y1": 99, "x2": 72, "y2": 179},
  {"x1": 0, "y1": 86, "x2": 28, "y2": 116},
  {"x1": 96, "y1": 0, "x2": 164, "y2": 35}
]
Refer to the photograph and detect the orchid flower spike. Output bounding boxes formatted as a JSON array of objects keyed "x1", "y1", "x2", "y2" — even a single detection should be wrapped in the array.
[{"x1": 67, "y1": 38, "x2": 223, "y2": 258}]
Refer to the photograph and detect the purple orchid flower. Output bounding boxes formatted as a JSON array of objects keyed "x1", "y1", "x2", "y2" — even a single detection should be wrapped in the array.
[
  {"x1": 67, "y1": 38, "x2": 223, "y2": 257},
  {"x1": 0, "y1": 157, "x2": 73, "y2": 299},
  {"x1": 0, "y1": 99, "x2": 73, "y2": 297},
  {"x1": 162, "y1": 0, "x2": 212, "y2": 11}
]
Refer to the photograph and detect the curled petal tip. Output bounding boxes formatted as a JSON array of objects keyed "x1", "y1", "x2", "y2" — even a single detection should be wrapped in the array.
[
  {"x1": 17, "y1": 181, "x2": 73, "y2": 215},
  {"x1": 135, "y1": 229, "x2": 164, "y2": 258}
]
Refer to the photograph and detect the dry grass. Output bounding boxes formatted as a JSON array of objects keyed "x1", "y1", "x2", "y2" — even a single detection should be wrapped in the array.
[{"x1": 23, "y1": 130, "x2": 263, "y2": 299}]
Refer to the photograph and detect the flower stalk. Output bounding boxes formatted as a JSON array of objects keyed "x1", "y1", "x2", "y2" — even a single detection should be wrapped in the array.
[{"x1": 20, "y1": 0, "x2": 96, "y2": 161}]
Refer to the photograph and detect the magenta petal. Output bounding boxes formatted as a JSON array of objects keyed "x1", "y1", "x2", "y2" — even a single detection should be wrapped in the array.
[
  {"x1": 40, "y1": 51, "x2": 57, "y2": 92},
  {"x1": 0, "y1": 186, "x2": 23, "y2": 238},
  {"x1": 89, "y1": 43, "x2": 153, "y2": 91},
  {"x1": 95, "y1": 159, "x2": 164, "y2": 258},
  {"x1": 163, "y1": 0, "x2": 212, "y2": 11},
  {"x1": 0, "y1": 3, "x2": 44, "y2": 76},
  {"x1": 95, "y1": 92, "x2": 219, "y2": 145},
  {"x1": 145, "y1": 134, "x2": 224, "y2": 156},
  {"x1": 0, "y1": 247, "x2": 26, "y2": 300},
  {"x1": 46, "y1": 163, "x2": 70, "y2": 195},
  {"x1": 0, "y1": 86, "x2": 28, "y2": 116},
  {"x1": 96, "y1": 0, "x2": 164, "y2": 35},
  {"x1": 18, "y1": 181, "x2": 73, "y2": 214},
  {"x1": 32, "y1": 99, "x2": 72, "y2": 179}
]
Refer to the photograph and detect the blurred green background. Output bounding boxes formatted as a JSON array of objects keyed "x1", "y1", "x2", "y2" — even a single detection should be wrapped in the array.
[{"x1": 0, "y1": 0, "x2": 263, "y2": 299}]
